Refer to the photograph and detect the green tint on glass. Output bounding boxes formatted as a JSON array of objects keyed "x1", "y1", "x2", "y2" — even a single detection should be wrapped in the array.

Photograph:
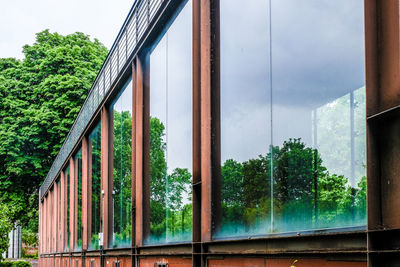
[
  {"x1": 271, "y1": 0, "x2": 366, "y2": 233},
  {"x1": 65, "y1": 167, "x2": 70, "y2": 252},
  {"x1": 75, "y1": 148, "x2": 83, "y2": 250},
  {"x1": 110, "y1": 78, "x2": 132, "y2": 248},
  {"x1": 217, "y1": 0, "x2": 366, "y2": 239},
  {"x1": 89, "y1": 123, "x2": 102, "y2": 250},
  {"x1": 147, "y1": 0, "x2": 192, "y2": 244}
]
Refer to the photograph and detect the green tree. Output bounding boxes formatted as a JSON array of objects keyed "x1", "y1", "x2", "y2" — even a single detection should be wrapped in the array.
[
  {"x1": 167, "y1": 168, "x2": 192, "y2": 235},
  {"x1": 0, "y1": 203, "x2": 13, "y2": 260},
  {"x1": 149, "y1": 117, "x2": 167, "y2": 239},
  {"x1": 112, "y1": 110, "x2": 133, "y2": 245},
  {"x1": 0, "y1": 30, "x2": 108, "y2": 230},
  {"x1": 221, "y1": 159, "x2": 243, "y2": 207}
]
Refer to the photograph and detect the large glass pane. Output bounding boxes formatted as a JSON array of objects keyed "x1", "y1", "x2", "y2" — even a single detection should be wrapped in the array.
[
  {"x1": 216, "y1": 0, "x2": 271, "y2": 239},
  {"x1": 271, "y1": 0, "x2": 366, "y2": 232},
  {"x1": 75, "y1": 148, "x2": 83, "y2": 250},
  {"x1": 110, "y1": 78, "x2": 132, "y2": 248},
  {"x1": 147, "y1": 0, "x2": 192, "y2": 244},
  {"x1": 64, "y1": 166, "x2": 70, "y2": 252},
  {"x1": 89, "y1": 123, "x2": 102, "y2": 250},
  {"x1": 216, "y1": 0, "x2": 365, "y2": 239}
]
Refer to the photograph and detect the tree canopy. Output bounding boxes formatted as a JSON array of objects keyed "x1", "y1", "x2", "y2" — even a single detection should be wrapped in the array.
[{"x1": 0, "y1": 30, "x2": 108, "y2": 231}]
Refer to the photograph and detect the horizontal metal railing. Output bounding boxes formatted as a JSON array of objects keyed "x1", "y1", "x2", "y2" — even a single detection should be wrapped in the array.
[{"x1": 39, "y1": 0, "x2": 164, "y2": 199}]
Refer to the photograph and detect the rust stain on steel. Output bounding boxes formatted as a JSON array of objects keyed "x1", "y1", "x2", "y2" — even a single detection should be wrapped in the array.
[
  {"x1": 70, "y1": 157, "x2": 75, "y2": 251},
  {"x1": 82, "y1": 136, "x2": 88, "y2": 251},
  {"x1": 135, "y1": 55, "x2": 145, "y2": 246},
  {"x1": 131, "y1": 61, "x2": 137, "y2": 248},
  {"x1": 60, "y1": 171, "x2": 65, "y2": 252},
  {"x1": 192, "y1": 0, "x2": 202, "y2": 245},
  {"x1": 101, "y1": 107, "x2": 110, "y2": 248},
  {"x1": 200, "y1": 0, "x2": 213, "y2": 243},
  {"x1": 376, "y1": 0, "x2": 400, "y2": 113}
]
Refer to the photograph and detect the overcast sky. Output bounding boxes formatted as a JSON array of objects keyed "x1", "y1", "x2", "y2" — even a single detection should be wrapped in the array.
[{"x1": 0, "y1": 0, "x2": 134, "y2": 59}]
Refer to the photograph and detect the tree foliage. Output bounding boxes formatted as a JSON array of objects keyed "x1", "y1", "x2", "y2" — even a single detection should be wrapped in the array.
[
  {"x1": 0, "y1": 30, "x2": 108, "y2": 230},
  {"x1": 0, "y1": 203, "x2": 13, "y2": 260}
]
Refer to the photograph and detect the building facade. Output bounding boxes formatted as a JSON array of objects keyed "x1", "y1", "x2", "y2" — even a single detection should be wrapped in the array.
[{"x1": 39, "y1": 0, "x2": 399, "y2": 266}]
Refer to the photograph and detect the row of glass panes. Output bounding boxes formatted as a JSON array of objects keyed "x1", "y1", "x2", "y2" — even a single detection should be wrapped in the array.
[
  {"x1": 40, "y1": 0, "x2": 166, "y2": 199},
  {"x1": 40, "y1": 0, "x2": 367, "y2": 253}
]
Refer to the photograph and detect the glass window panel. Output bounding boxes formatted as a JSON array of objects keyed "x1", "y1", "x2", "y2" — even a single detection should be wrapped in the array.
[
  {"x1": 75, "y1": 148, "x2": 83, "y2": 250},
  {"x1": 110, "y1": 78, "x2": 132, "y2": 248},
  {"x1": 216, "y1": 0, "x2": 365, "y2": 239},
  {"x1": 89, "y1": 123, "x2": 102, "y2": 250},
  {"x1": 147, "y1": 0, "x2": 192, "y2": 244},
  {"x1": 271, "y1": 0, "x2": 366, "y2": 232},
  {"x1": 217, "y1": 0, "x2": 271, "y2": 239},
  {"x1": 64, "y1": 166, "x2": 70, "y2": 252}
]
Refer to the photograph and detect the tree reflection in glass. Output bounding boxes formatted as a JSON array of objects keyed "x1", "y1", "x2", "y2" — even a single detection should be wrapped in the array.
[
  {"x1": 110, "y1": 78, "x2": 132, "y2": 248},
  {"x1": 89, "y1": 123, "x2": 101, "y2": 250},
  {"x1": 147, "y1": 0, "x2": 192, "y2": 244}
]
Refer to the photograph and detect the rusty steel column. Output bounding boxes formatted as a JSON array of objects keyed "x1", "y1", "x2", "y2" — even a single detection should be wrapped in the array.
[
  {"x1": 82, "y1": 136, "x2": 88, "y2": 251},
  {"x1": 54, "y1": 180, "x2": 58, "y2": 252},
  {"x1": 87, "y1": 137, "x2": 93, "y2": 250},
  {"x1": 365, "y1": 0, "x2": 400, "y2": 265},
  {"x1": 193, "y1": 0, "x2": 202, "y2": 266},
  {"x1": 60, "y1": 171, "x2": 65, "y2": 253},
  {"x1": 135, "y1": 54, "x2": 148, "y2": 246},
  {"x1": 101, "y1": 107, "x2": 109, "y2": 249},
  {"x1": 39, "y1": 200, "x2": 42, "y2": 266},
  {"x1": 131, "y1": 61, "x2": 137, "y2": 266},
  {"x1": 192, "y1": 0, "x2": 201, "y2": 242},
  {"x1": 131, "y1": 62, "x2": 137, "y2": 249},
  {"x1": 70, "y1": 157, "x2": 75, "y2": 252},
  {"x1": 200, "y1": 0, "x2": 213, "y2": 243},
  {"x1": 200, "y1": 0, "x2": 220, "y2": 243},
  {"x1": 50, "y1": 188, "x2": 54, "y2": 253}
]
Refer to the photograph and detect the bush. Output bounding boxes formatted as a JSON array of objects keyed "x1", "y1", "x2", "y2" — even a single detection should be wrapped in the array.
[
  {"x1": 12, "y1": 261, "x2": 31, "y2": 267},
  {"x1": 0, "y1": 262, "x2": 13, "y2": 267}
]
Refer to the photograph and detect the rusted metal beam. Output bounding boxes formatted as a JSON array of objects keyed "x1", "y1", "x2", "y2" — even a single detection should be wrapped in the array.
[
  {"x1": 70, "y1": 157, "x2": 75, "y2": 251},
  {"x1": 131, "y1": 61, "x2": 137, "y2": 250},
  {"x1": 200, "y1": 0, "x2": 213, "y2": 243},
  {"x1": 135, "y1": 55, "x2": 144, "y2": 246},
  {"x1": 101, "y1": 106, "x2": 110, "y2": 249},
  {"x1": 82, "y1": 136, "x2": 88, "y2": 251},
  {"x1": 192, "y1": 0, "x2": 201, "y2": 245},
  {"x1": 60, "y1": 171, "x2": 65, "y2": 253}
]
